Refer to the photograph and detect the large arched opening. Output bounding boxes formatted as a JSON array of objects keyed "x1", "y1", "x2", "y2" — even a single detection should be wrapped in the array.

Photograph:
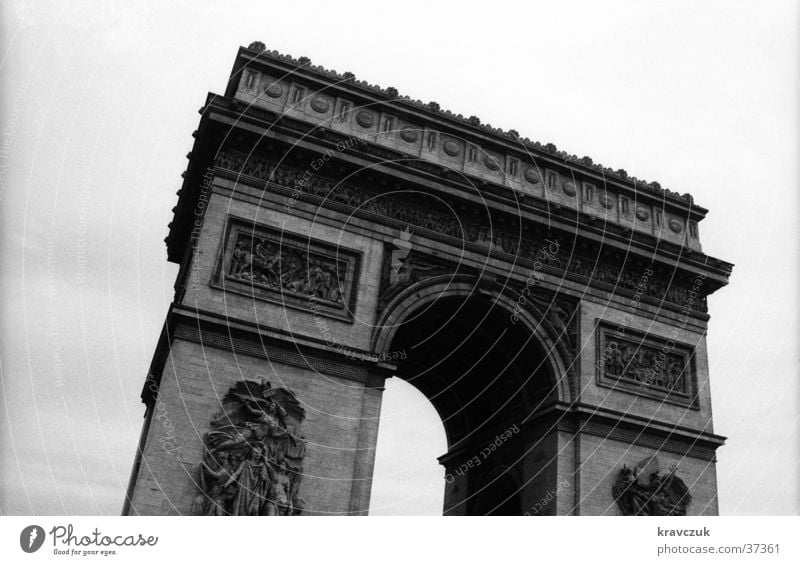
[
  {"x1": 371, "y1": 281, "x2": 566, "y2": 515},
  {"x1": 368, "y1": 378, "x2": 448, "y2": 515}
]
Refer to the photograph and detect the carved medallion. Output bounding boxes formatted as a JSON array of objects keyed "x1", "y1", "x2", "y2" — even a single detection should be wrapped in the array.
[
  {"x1": 264, "y1": 82, "x2": 283, "y2": 98},
  {"x1": 310, "y1": 96, "x2": 330, "y2": 113},
  {"x1": 355, "y1": 110, "x2": 375, "y2": 128},
  {"x1": 668, "y1": 218, "x2": 683, "y2": 233},
  {"x1": 484, "y1": 155, "x2": 501, "y2": 171},
  {"x1": 563, "y1": 181, "x2": 577, "y2": 197},
  {"x1": 524, "y1": 168, "x2": 540, "y2": 184},
  {"x1": 599, "y1": 193, "x2": 615, "y2": 209},
  {"x1": 193, "y1": 380, "x2": 307, "y2": 516},
  {"x1": 612, "y1": 456, "x2": 691, "y2": 516},
  {"x1": 442, "y1": 140, "x2": 461, "y2": 157},
  {"x1": 399, "y1": 127, "x2": 419, "y2": 143},
  {"x1": 636, "y1": 206, "x2": 650, "y2": 221}
]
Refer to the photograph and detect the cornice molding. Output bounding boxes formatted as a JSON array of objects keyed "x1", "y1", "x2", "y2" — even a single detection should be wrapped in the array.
[
  {"x1": 196, "y1": 97, "x2": 733, "y2": 281},
  {"x1": 235, "y1": 42, "x2": 701, "y2": 210},
  {"x1": 210, "y1": 150, "x2": 723, "y2": 315}
]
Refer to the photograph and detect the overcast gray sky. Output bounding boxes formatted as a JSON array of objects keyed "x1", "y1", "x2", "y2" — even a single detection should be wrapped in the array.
[{"x1": 1, "y1": 0, "x2": 797, "y2": 516}]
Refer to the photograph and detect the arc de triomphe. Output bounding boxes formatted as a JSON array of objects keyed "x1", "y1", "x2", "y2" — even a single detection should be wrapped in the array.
[{"x1": 123, "y1": 43, "x2": 732, "y2": 516}]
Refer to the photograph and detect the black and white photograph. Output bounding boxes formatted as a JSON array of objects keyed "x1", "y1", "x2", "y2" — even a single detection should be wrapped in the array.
[{"x1": 0, "y1": 0, "x2": 797, "y2": 562}]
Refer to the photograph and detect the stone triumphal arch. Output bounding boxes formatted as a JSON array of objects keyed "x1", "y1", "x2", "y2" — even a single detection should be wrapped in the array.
[{"x1": 123, "y1": 43, "x2": 733, "y2": 516}]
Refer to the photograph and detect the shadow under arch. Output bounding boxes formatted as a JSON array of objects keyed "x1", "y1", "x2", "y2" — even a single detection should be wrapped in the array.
[
  {"x1": 370, "y1": 276, "x2": 573, "y2": 515},
  {"x1": 372, "y1": 276, "x2": 574, "y2": 405},
  {"x1": 471, "y1": 464, "x2": 523, "y2": 516}
]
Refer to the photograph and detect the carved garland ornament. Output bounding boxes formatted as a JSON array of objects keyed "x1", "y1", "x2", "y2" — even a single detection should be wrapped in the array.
[
  {"x1": 193, "y1": 380, "x2": 307, "y2": 516},
  {"x1": 612, "y1": 456, "x2": 692, "y2": 516}
]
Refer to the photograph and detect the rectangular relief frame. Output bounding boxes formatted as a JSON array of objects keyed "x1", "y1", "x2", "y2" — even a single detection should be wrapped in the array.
[
  {"x1": 213, "y1": 216, "x2": 361, "y2": 323},
  {"x1": 594, "y1": 320, "x2": 699, "y2": 409}
]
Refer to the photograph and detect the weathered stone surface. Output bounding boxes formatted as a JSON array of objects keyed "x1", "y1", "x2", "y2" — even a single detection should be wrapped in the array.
[
  {"x1": 126, "y1": 339, "x2": 382, "y2": 516},
  {"x1": 125, "y1": 45, "x2": 731, "y2": 516}
]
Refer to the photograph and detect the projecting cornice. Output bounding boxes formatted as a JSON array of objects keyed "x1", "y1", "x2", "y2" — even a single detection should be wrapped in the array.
[
  {"x1": 232, "y1": 42, "x2": 702, "y2": 210},
  {"x1": 165, "y1": 45, "x2": 733, "y2": 297},
  {"x1": 218, "y1": 43, "x2": 720, "y2": 257}
]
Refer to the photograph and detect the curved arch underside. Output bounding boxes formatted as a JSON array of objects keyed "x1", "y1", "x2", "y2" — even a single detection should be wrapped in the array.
[
  {"x1": 389, "y1": 294, "x2": 555, "y2": 445},
  {"x1": 382, "y1": 290, "x2": 564, "y2": 515}
]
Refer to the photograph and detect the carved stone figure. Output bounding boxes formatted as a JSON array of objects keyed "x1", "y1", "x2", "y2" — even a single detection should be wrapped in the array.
[
  {"x1": 376, "y1": 236, "x2": 456, "y2": 311},
  {"x1": 228, "y1": 444, "x2": 271, "y2": 516},
  {"x1": 529, "y1": 294, "x2": 578, "y2": 354},
  {"x1": 195, "y1": 379, "x2": 307, "y2": 516},
  {"x1": 612, "y1": 456, "x2": 692, "y2": 516},
  {"x1": 217, "y1": 150, "x2": 710, "y2": 313}
]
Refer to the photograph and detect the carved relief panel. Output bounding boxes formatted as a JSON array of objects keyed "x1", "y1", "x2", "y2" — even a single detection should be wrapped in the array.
[
  {"x1": 595, "y1": 322, "x2": 697, "y2": 407},
  {"x1": 214, "y1": 218, "x2": 361, "y2": 322},
  {"x1": 193, "y1": 380, "x2": 307, "y2": 516}
]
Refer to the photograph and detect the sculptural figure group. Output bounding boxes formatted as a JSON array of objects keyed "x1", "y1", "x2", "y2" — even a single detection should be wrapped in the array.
[
  {"x1": 604, "y1": 342, "x2": 687, "y2": 392},
  {"x1": 194, "y1": 380, "x2": 307, "y2": 516},
  {"x1": 612, "y1": 456, "x2": 692, "y2": 516},
  {"x1": 229, "y1": 234, "x2": 345, "y2": 304}
]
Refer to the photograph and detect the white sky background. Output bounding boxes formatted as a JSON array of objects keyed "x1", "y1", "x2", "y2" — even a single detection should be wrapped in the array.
[{"x1": 0, "y1": 0, "x2": 797, "y2": 515}]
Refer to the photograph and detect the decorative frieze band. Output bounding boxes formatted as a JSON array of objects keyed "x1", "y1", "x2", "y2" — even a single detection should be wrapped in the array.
[
  {"x1": 242, "y1": 44, "x2": 695, "y2": 202},
  {"x1": 215, "y1": 149, "x2": 709, "y2": 314},
  {"x1": 234, "y1": 61, "x2": 701, "y2": 252}
]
